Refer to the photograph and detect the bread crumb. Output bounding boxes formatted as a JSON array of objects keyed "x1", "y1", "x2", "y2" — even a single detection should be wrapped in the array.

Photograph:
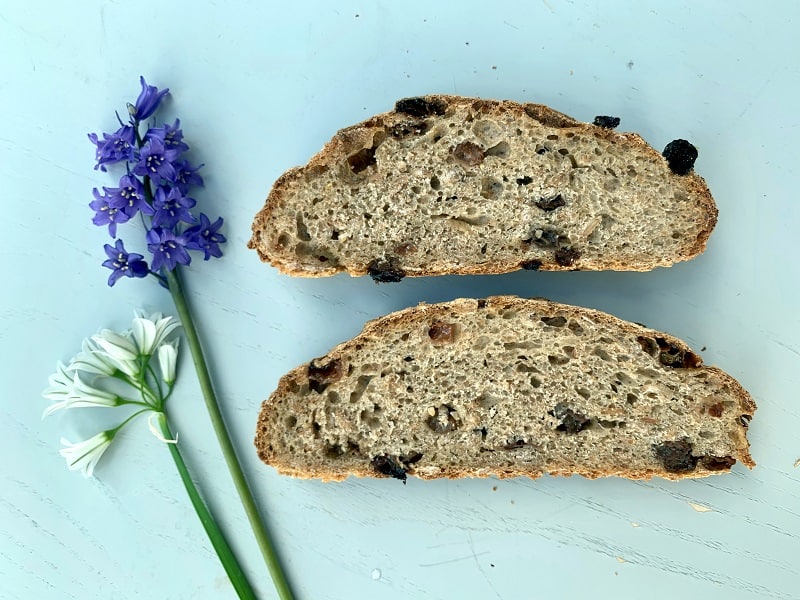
[
  {"x1": 794, "y1": 458, "x2": 800, "y2": 468},
  {"x1": 616, "y1": 557, "x2": 626, "y2": 563},
  {"x1": 688, "y1": 502, "x2": 713, "y2": 513},
  {"x1": 492, "y1": 485, "x2": 498, "y2": 491},
  {"x1": 427, "y1": 406, "x2": 436, "y2": 417},
  {"x1": 631, "y1": 522, "x2": 640, "y2": 528}
]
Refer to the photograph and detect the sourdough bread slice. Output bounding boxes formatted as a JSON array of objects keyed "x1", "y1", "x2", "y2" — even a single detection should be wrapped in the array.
[
  {"x1": 249, "y1": 96, "x2": 717, "y2": 279},
  {"x1": 255, "y1": 297, "x2": 755, "y2": 482}
]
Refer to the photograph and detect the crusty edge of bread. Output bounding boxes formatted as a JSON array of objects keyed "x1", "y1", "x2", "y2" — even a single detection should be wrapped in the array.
[
  {"x1": 254, "y1": 296, "x2": 756, "y2": 481},
  {"x1": 248, "y1": 95, "x2": 719, "y2": 277}
]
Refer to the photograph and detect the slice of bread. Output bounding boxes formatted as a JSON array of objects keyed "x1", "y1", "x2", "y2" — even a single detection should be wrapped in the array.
[
  {"x1": 249, "y1": 96, "x2": 717, "y2": 279},
  {"x1": 254, "y1": 297, "x2": 755, "y2": 482}
]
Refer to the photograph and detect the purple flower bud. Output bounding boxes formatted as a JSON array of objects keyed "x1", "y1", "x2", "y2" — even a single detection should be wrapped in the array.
[
  {"x1": 130, "y1": 76, "x2": 169, "y2": 121},
  {"x1": 90, "y1": 188, "x2": 132, "y2": 237},
  {"x1": 185, "y1": 213, "x2": 226, "y2": 260},
  {"x1": 102, "y1": 240, "x2": 149, "y2": 286},
  {"x1": 152, "y1": 185, "x2": 197, "y2": 229},
  {"x1": 146, "y1": 228, "x2": 191, "y2": 272},
  {"x1": 88, "y1": 125, "x2": 136, "y2": 171}
]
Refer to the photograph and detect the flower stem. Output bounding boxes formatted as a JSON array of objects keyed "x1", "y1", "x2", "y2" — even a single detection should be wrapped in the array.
[
  {"x1": 157, "y1": 413, "x2": 258, "y2": 600},
  {"x1": 164, "y1": 267, "x2": 295, "y2": 600}
]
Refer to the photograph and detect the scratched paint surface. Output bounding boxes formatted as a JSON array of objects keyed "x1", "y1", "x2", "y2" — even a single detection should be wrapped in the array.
[{"x1": 2, "y1": 1, "x2": 800, "y2": 599}]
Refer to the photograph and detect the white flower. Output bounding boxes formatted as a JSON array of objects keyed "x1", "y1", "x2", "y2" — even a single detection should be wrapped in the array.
[
  {"x1": 42, "y1": 362, "x2": 74, "y2": 403},
  {"x1": 148, "y1": 412, "x2": 178, "y2": 444},
  {"x1": 132, "y1": 312, "x2": 180, "y2": 356},
  {"x1": 92, "y1": 329, "x2": 139, "y2": 377},
  {"x1": 68, "y1": 338, "x2": 118, "y2": 377},
  {"x1": 59, "y1": 432, "x2": 114, "y2": 477},
  {"x1": 157, "y1": 338, "x2": 179, "y2": 385},
  {"x1": 42, "y1": 371, "x2": 120, "y2": 418}
]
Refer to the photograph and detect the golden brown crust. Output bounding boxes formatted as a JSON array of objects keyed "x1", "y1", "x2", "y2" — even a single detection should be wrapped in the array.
[
  {"x1": 249, "y1": 95, "x2": 718, "y2": 277},
  {"x1": 254, "y1": 296, "x2": 756, "y2": 481}
]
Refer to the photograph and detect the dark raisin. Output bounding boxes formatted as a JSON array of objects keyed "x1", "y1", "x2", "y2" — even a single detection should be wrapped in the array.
[
  {"x1": 452, "y1": 141, "x2": 485, "y2": 166},
  {"x1": 347, "y1": 147, "x2": 377, "y2": 173},
  {"x1": 308, "y1": 358, "x2": 343, "y2": 393},
  {"x1": 393, "y1": 241, "x2": 417, "y2": 256},
  {"x1": 367, "y1": 258, "x2": 406, "y2": 283},
  {"x1": 707, "y1": 402, "x2": 724, "y2": 418},
  {"x1": 389, "y1": 120, "x2": 432, "y2": 138},
  {"x1": 394, "y1": 96, "x2": 447, "y2": 117},
  {"x1": 739, "y1": 414, "x2": 752, "y2": 427},
  {"x1": 516, "y1": 176, "x2": 534, "y2": 185},
  {"x1": 477, "y1": 299, "x2": 488, "y2": 309},
  {"x1": 371, "y1": 455, "x2": 407, "y2": 483},
  {"x1": 535, "y1": 194, "x2": 566, "y2": 212},
  {"x1": 549, "y1": 403, "x2": 591, "y2": 434},
  {"x1": 520, "y1": 259, "x2": 542, "y2": 271},
  {"x1": 653, "y1": 439, "x2": 698, "y2": 473},
  {"x1": 554, "y1": 247, "x2": 581, "y2": 267},
  {"x1": 662, "y1": 139, "x2": 698, "y2": 175},
  {"x1": 428, "y1": 322, "x2": 456, "y2": 344},
  {"x1": 701, "y1": 456, "x2": 736, "y2": 471},
  {"x1": 427, "y1": 404, "x2": 458, "y2": 433},
  {"x1": 536, "y1": 147, "x2": 548, "y2": 155},
  {"x1": 593, "y1": 115, "x2": 621, "y2": 129}
]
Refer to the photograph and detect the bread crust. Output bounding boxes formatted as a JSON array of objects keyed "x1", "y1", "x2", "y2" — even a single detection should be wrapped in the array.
[
  {"x1": 249, "y1": 95, "x2": 718, "y2": 277},
  {"x1": 255, "y1": 297, "x2": 755, "y2": 482}
]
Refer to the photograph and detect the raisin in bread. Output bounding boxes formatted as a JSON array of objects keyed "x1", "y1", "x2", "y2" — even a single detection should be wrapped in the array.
[
  {"x1": 255, "y1": 297, "x2": 755, "y2": 482},
  {"x1": 249, "y1": 96, "x2": 717, "y2": 279}
]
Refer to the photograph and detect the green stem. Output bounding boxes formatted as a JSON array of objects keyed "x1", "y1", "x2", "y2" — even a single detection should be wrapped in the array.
[
  {"x1": 157, "y1": 413, "x2": 258, "y2": 600},
  {"x1": 165, "y1": 268, "x2": 295, "y2": 600}
]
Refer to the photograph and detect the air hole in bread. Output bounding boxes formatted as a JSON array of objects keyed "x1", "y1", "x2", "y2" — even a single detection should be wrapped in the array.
[
  {"x1": 349, "y1": 375, "x2": 372, "y2": 403},
  {"x1": 430, "y1": 175, "x2": 441, "y2": 190},
  {"x1": 576, "y1": 387, "x2": 591, "y2": 399},
  {"x1": 548, "y1": 355, "x2": 570, "y2": 366},
  {"x1": 284, "y1": 416, "x2": 297, "y2": 428},
  {"x1": 480, "y1": 176, "x2": 503, "y2": 199},
  {"x1": 485, "y1": 141, "x2": 510, "y2": 158},
  {"x1": 541, "y1": 316, "x2": 567, "y2": 328},
  {"x1": 547, "y1": 134, "x2": 559, "y2": 140},
  {"x1": 593, "y1": 347, "x2": 613, "y2": 362},
  {"x1": 295, "y1": 214, "x2": 311, "y2": 241}
]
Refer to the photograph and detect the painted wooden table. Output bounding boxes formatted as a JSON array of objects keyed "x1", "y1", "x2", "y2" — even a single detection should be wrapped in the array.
[{"x1": 3, "y1": 1, "x2": 799, "y2": 598}]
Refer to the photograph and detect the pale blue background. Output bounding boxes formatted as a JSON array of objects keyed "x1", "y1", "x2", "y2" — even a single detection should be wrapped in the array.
[{"x1": 2, "y1": 1, "x2": 799, "y2": 599}]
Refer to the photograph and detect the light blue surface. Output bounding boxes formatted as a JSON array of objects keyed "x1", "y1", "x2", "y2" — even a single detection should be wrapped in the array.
[{"x1": 3, "y1": 1, "x2": 800, "y2": 598}]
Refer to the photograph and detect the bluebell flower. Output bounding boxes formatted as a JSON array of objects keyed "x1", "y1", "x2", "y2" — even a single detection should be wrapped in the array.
[
  {"x1": 152, "y1": 186, "x2": 197, "y2": 229},
  {"x1": 146, "y1": 119, "x2": 189, "y2": 153},
  {"x1": 171, "y1": 159, "x2": 205, "y2": 193},
  {"x1": 130, "y1": 76, "x2": 169, "y2": 121},
  {"x1": 102, "y1": 240, "x2": 149, "y2": 286},
  {"x1": 88, "y1": 125, "x2": 136, "y2": 171},
  {"x1": 146, "y1": 228, "x2": 191, "y2": 272},
  {"x1": 106, "y1": 175, "x2": 154, "y2": 218},
  {"x1": 185, "y1": 214, "x2": 226, "y2": 260},
  {"x1": 133, "y1": 138, "x2": 179, "y2": 181},
  {"x1": 90, "y1": 188, "x2": 132, "y2": 237}
]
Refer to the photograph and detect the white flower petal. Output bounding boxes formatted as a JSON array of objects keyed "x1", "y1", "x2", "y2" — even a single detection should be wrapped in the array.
[
  {"x1": 59, "y1": 432, "x2": 113, "y2": 478},
  {"x1": 42, "y1": 362, "x2": 74, "y2": 401},
  {"x1": 93, "y1": 329, "x2": 139, "y2": 363},
  {"x1": 157, "y1": 338, "x2": 179, "y2": 385},
  {"x1": 147, "y1": 412, "x2": 178, "y2": 444},
  {"x1": 132, "y1": 317, "x2": 157, "y2": 355},
  {"x1": 69, "y1": 372, "x2": 119, "y2": 406},
  {"x1": 68, "y1": 338, "x2": 118, "y2": 376}
]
